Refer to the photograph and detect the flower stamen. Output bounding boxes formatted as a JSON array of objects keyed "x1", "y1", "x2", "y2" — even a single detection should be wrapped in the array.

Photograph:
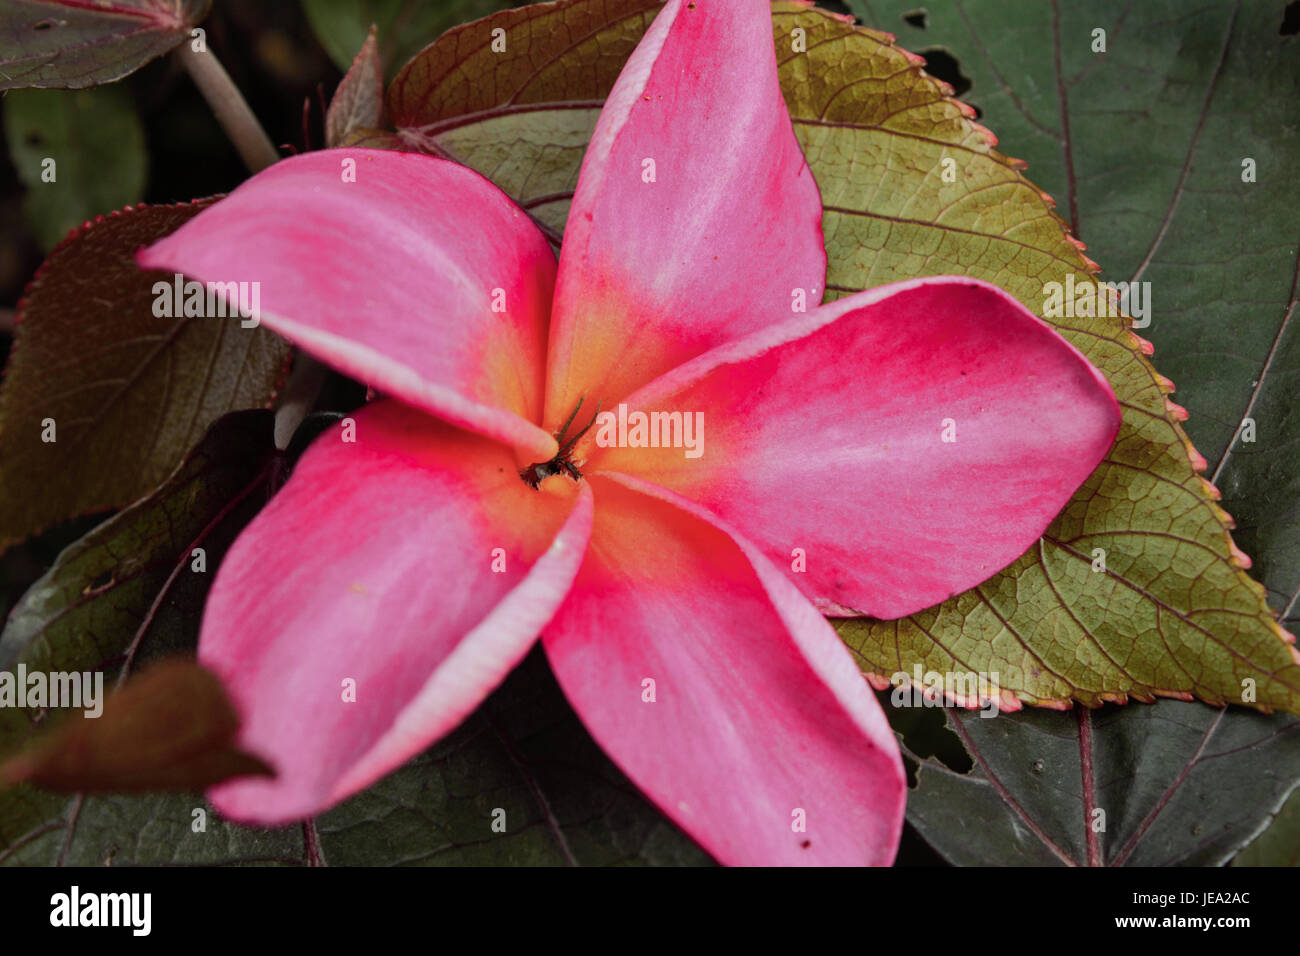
[{"x1": 520, "y1": 396, "x2": 601, "y2": 488}]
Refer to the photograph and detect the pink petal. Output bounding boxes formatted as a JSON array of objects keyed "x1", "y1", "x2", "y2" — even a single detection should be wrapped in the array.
[
  {"x1": 543, "y1": 0, "x2": 826, "y2": 428},
  {"x1": 202, "y1": 401, "x2": 592, "y2": 823},
  {"x1": 138, "y1": 149, "x2": 559, "y2": 462},
  {"x1": 583, "y1": 276, "x2": 1121, "y2": 620},
  {"x1": 543, "y1": 473, "x2": 906, "y2": 866}
]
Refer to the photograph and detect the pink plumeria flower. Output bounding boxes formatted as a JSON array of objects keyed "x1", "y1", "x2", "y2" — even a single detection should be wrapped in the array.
[{"x1": 138, "y1": 0, "x2": 1119, "y2": 865}]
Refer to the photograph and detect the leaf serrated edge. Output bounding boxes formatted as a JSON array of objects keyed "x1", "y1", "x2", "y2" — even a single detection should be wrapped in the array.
[{"x1": 788, "y1": 1, "x2": 1300, "y2": 711}]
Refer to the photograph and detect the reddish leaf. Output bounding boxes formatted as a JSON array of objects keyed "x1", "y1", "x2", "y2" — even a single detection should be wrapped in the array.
[
  {"x1": 0, "y1": 201, "x2": 291, "y2": 552},
  {"x1": 0, "y1": 658, "x2": 272, "y2": 793},
  {"x1": 325, "y1": 24, "x2": 383, "y2": 147}
]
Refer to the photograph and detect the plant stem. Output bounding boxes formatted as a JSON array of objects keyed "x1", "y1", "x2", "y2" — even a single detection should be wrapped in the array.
[
  {"x1": 176, "y1": 43, "x2": 278, "y2": 174},
  {"x1": 273, "y1": 355, "x2": 331, "y2": 451},
  {"x1": 175, "y1": 43, "x2": 331, "y2": 440}
]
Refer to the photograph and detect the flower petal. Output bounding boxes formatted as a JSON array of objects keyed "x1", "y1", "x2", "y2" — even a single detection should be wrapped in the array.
[
  {"x1": 543, "y1": 0, "x2": 826, "y2": 428},
  {"x1": 584, "y1": 276, "x2": 1121, "y2": 620},
  {"x1": 543, "y1": 473, "x2": 906, "y2": 866},
  {"x1": 202, "y1": 401, "x2": 592, "y2": 823},
  {"x1": 139, "y1": 149, "x2": 559, "y2": 462}
]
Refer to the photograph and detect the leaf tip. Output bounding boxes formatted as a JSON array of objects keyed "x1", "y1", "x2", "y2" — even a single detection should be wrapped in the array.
[
  {"x1": 1128, "y1": 331, "x2": 1155, "y2": 355},
  {"x1": 864, "y1": 671, "x2": 893, "y2": 692}
]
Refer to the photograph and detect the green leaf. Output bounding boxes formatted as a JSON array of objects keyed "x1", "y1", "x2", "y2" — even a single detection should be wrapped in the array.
[
  {"x1": 844, "y1": 0, "x2": 1300, "y2": 864},
  {"x1": 384, "y1": 0, "x2": 1298, "y2": 713},
  {"x1": 1233, "y1": 786, "x2": 1300, "y2": 866},
  {"x1": 0, "y1": 0, "x2": 210, "y2": 91},
  {"x1": 3, "y1": 84, "x2": 146, "y2": 251},
  {"x1": 0, "y1": 409, "x2": 277, "y2": 854},
  {"x1": 898, "y1": 700, "x2": 1300, "y2": 866},
  {"x1": 0, "y1": 201, "x2": 291, "y2": 552},
  {"x1": 302, "y1": 0, "x2": 515, "y2": 79},
  {"x1": 852, "y1": 0, "x2": 1300, "y2": 683},
  {"x1": 808, "y1": 2, "x2": 1299, "y2": 714},
  {"x1": 324, "y1": 25, "x2": 382, "y2": 148}
]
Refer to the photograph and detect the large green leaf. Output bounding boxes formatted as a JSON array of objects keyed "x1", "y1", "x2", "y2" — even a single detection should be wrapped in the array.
[
  {"x1": 0, "y1": 0, "x2": 210, "y2": 91},
  {"x1": 0, "y1": 201, "x2": 291, "y2": 552},
  {"x1": 900, "y1": 700, "x2": 1299, "y2": 866},
  {"x1": 381, "y1": 0, "x2": 1298, "y2": 714},
  {"x1": 847, "y1": 0, "x2": 1300, "y2": 861},
  {"x1": 3, "y1": 84, "x2": 146, "y2": 251},
  {"x1": 853, "y1": 0, "x2": 1297, "y2": 698}
]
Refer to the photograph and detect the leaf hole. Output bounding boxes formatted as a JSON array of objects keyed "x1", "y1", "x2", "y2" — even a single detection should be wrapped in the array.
[
  {"x1": 917, "y1": 47, "x2": 972, "y2": 98},
  {"x1": 1282, "y1": 1, "x2": 1300, "y2": 35},
  {"x1": 902, "y1": 9, "x2": 928, "y2": 29},
  {"x1": 880, "y1": 690, "x2": 974, "y2": 786}
]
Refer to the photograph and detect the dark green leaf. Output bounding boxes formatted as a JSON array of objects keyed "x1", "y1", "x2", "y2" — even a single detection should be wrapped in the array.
[
  {"x1": 901, "y1": 700, "x2": 1300, "y2": 866},
  {"x1": 3, "y1": 84, "x2": 145, "y2": 250},
  {"x1": 1233, "y1": 787, "x2": 1300, "y2": 866}
]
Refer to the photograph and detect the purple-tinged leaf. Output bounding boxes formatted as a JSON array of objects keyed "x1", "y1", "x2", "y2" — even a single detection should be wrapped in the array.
[
  {"x1": 325, "y1": 24, "x2": 382, "y2": 147},
  {"x1": 0, "y1": 0, "x2": 211, "y2": 91}
]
